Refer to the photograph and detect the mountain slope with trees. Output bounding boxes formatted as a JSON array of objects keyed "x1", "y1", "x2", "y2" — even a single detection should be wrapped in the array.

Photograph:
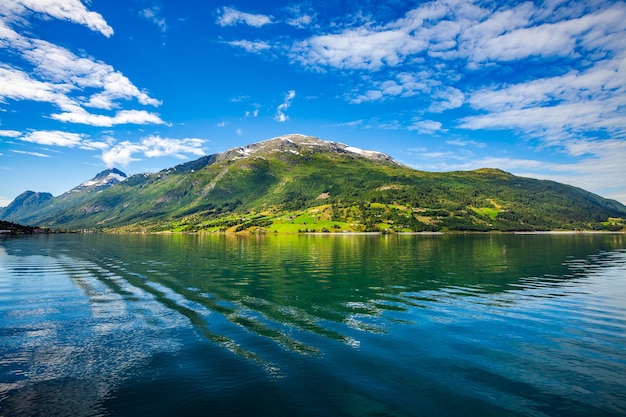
[{"x1": 2, "y1": 134, "x2": 625, "y2": 233}]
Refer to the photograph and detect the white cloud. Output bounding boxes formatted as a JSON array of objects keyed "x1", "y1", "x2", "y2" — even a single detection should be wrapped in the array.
[
  {"x1": 428, "y1": 87, "x2": 465, "y2": 112},
  {"x1": 459, "y1": 98, "x2": 626, "y2": 145},
  {"x1": 0, "y1": 3, "x2": 163, "y2": 127},
  {"x1": 274, "y1": 90, "x2": 296, "y2": 122},
  {"x1": 216, "y1": 7, "x2": 272, "y2": 28},
  {"x1": 140, "y1": 6, "x2": 167, "y2": 33},
  {"x1": 287, "y1": 0, "x2": 626, "y2": 145},
  {"x1": 408, "y1": 119, "x2": 442, "y2": 134},
  {"x1": 141, "y1": 135, "x2": 205, "y2": 158},
  {"x1": 335, "y1": 119, "x2": 365, "y2": 128},
  {"x1": 51, "y1": 107, "x2": 166, "y2": 127},
  {"x1": 292, "y1": 27, "x2": 426, "y2": 71},
  {"x1": 446, "y1": 139, "x2": 486, "y2": 148},
  {"x1": 284, "y1": 4, "x2": 315, "y2": 29},
  {"x1": 101, "y1": 141, "x2": 140, "y2": 167},
  {"x1": 350, "y1": 72, "x2": 435, "y2": 104},
  {"x1": 244, "y1": 108, "x2": 259, "y2": 118},
  {"x1": 12, "y1": 149, "x2": 50, "y2": 158},
  {"x1": 0, "y1": 65, "x2": 67, "y2": 106},
  {"x1": 465, "y1": 5, "x2": 626, "y2": 64},
  {"x1": 14, "y1": 131, "x2": 206, "y2": 167},
  {"x1": 461, "y1": 56, "x2": 626, "y2": 141},
  {"x1": 230, "y1": 95, "x2": 250, "y2": 103},
  {"x1": 0, "y1": 129, "x2": 21, "y2": 137},
  {"x1": 246, "y1": 0, "x2": 626, "y2": 74},
  {"x1": 227, "y1": 40, "x2": 271, "y2": 53},
  {"x1": 13, "y1": 129, "x2": 111, "y2": 151},
  {"x1": 101, "y1": 136, "x2": 207, "y2": 168},
  {"x1": 287, "y1": 14, "x2": 313, "y2": 28},
  {"x1": 19, "y1": 39, "x2": 162, "y2": 109},
  {"x1": 21, "y1": 130, "x2": 87, "y2": 147},
  {"x1": 0, "y1": 0, "x2": 113, "y2": 37}
]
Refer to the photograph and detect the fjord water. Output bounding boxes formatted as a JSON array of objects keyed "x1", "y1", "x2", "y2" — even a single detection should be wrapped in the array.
[{"x1": 1, "y1": 234, "x2": 625, "y2": 417}]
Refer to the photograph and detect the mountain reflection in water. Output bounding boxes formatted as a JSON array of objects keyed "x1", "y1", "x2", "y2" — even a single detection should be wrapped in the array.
[{"x1": 1, "y1": 233, "x2": 625, "y2": 417}]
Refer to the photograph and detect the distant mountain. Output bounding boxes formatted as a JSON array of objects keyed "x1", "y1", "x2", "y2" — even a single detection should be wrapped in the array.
[
  {"x1": 0, "y1": 169, "x2": 126, "y2": 226},
  {"x1": 69, "y1": 168, "x2": 127, "y2": 193},
  {"x1": 1, "y1": 134, "x2": 625, "y2": 232},
  {"x1": 0, "y1": 191, "x2": 53, "y2": 222}
]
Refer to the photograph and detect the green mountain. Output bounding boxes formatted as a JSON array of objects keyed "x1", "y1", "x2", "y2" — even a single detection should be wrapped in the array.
[
  {"x1": 0, "y1": 191, "x2": 53, "y2": 222},
  {"x1": 2, "y1": 134, "x2": 625, "y2": 233},
  {"x1": 0, "y1": 168, "x2": 127, "y2": 227}
]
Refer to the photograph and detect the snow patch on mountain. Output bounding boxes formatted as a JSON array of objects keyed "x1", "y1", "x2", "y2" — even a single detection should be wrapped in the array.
[
  {"x1": 222, "y1": 134, "x2": 401, "y2": 166},
  {"x1": 79, "y1": 173, "x2": 126, "y2": 188},
  {"x1": 71, "y1": 169, "x2": 127, "y2": 193}
]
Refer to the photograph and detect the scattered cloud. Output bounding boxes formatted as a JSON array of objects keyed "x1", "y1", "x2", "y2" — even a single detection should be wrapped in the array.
[
  {"x1": 227, "y1": 40, "x2": 271, "y2": 53},
  {"x1": 216, "y1": 7, "x2": 272, "y2": 28},
  {"x1": 12, "y1": 149, "x2": 50, "y2": 158},
  {"x1": 101, "y1": 135, "x2": 207, "y2": 167},
  {"x1": 0, "y1": 0, "x2": 113, "y2": 37},
  {"x1": 446, "y1": 139, "x2": 486, "y2": 148},
  {"x1": 50, "y1": 108, "x2": 166, "y2": 127},
  {"x1": 1, "y1": 0, "x2": 625, "y2": 204},
  {"x1": 286, "y1": 14, "x2": 314, "y2": 29},
  {"x1": 230, "y1": 95, "x2": 250, "y2": 103},
  {"x1": 0, "y1": 3, "x2": 163, "y2": 127},
  {"x1": 274, "y1": 90, "x2": 296, "y2": 122},
  {"x1": 8, "y1": 130, "x2": 206, "y2": 168},
  {"x1": 21, "y1": 39, "x2": 162, "y2": 109},
  {"x1": 280, "y1": 0, "x2": 626, "y2": 145},
  {"x1": 428, "y1": 87, "x2": 465, "y2": 113},
  {"x1": 0, "y1": 129, "x2": 21, "y2": 137},
  {"x1": 349, "y1": 71, "x2": 439, "y2": 104},
  {"x1": 21, "y1": 130, "x2": 87, "y2": 147},
  {"x1": 244, "y1": 109, "x2": 259, "y2": 118},
  {"x1": 460, "y1": 56, "x2": 626, "y2": 143},
  {"x1": 335, "y1": 119, "x2": 365, "y2": 128},
  {"x1": 140, "y1": 6, "x2": 167, "y2": 33},
  {"x1": 0, "y1": 65, "x2": 67, "y2": 107},
  {"x1": 284, "y1": 5, "x2": 316, "y2": 28},
  {"x1": 463, "y1": 5, "x2": 626, "y2": 64},
  {"x1": 335, "y1": 117, "x2": 402, "y2": 130},
  {"x1": 408, "y1": 120, "x2": 442, "y2": 134},
  {"x1": 287, "y1": 0, "x2": 626, "y2": 72},
  {"x1": 16, "y1": 130, "x2": 108, "y2": 150},
  {"x1": 291, "y1": 26, "x2": 424, "y2": 71}
]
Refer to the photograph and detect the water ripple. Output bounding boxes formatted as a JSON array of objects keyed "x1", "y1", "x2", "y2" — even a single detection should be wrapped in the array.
[{"x1": 1, "y1": 234, "x2": 625, "y2": 416}]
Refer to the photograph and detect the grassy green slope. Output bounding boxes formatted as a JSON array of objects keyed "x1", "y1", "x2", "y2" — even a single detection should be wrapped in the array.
[{"x1": 10, "y1": 143, "x2": 626, "y2": 232}]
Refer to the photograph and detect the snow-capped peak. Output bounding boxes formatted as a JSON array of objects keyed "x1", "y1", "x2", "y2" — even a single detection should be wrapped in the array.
[{"x1": 71, "y1": 169, "x2": 127, "y2": 193}]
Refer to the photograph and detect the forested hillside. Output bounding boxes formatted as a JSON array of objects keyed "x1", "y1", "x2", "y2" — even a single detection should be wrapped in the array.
[{"x1": 2, "y1": 135, "x2": 625, "y2": 233}]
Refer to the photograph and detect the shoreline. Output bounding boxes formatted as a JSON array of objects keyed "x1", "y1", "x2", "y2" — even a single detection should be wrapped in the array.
[{"x1": 117, "y1": 229, "x2": 626, "y2": 236}]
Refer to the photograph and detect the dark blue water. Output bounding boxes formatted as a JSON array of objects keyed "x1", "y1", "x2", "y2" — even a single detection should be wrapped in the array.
[{"x1": 1, "y1": 233, "x2": 625, "y2": 416}]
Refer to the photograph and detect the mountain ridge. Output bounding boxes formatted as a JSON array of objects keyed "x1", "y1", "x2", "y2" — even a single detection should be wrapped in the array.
[
  {"x1": 1, "y1": 134, "x2": 625, "y2": 233},
  {"x1": 68, "y1": 168, "x2": 127, "y2": 193}
]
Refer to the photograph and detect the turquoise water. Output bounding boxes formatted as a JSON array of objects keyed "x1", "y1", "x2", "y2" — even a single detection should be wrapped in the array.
[{"x1": 1, "y1": 233, "x2": 625, "y2": 416}]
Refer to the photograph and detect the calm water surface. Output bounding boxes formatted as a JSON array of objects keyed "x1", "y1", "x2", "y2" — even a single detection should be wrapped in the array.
[{"x1": 0, "y1": 233, "x2": 625, "y2": 416}]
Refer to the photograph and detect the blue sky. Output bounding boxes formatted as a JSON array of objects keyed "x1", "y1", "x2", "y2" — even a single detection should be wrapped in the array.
[{"x1": 1, "y1": 0, "x2": 625, "y2": 206}]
